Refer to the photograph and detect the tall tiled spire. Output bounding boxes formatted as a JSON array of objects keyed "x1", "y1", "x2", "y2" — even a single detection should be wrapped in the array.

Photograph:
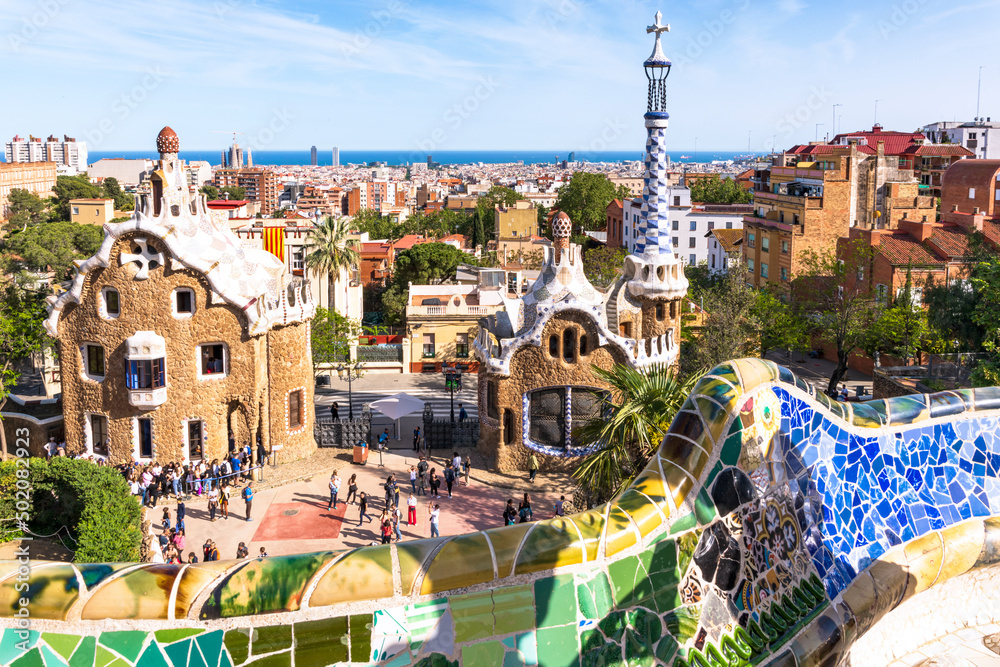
[{"x1": 626, "y1": 12, "x2": 688, "y2": 301}]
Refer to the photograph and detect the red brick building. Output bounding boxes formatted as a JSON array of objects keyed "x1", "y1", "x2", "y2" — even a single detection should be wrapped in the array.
[
  {"x1": 941, "y1": 159, "x2": 1000, "y2": 219},
  {"x1": 898, "y1": 144, "x2": 974, "y2": 198},
  {"x1": 214, "y1": 167, "x2": 279, "y2": 214},
  {"x1": 606, "y1": 199, "x2": 624, "y2": 247}
]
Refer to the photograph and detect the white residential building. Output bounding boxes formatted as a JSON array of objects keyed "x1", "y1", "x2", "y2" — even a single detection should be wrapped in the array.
[
  {"x1": 5, "y1": 134, "x2": 88, "y2": 173},
  {"x1": 88, "y1": 158, "x2": 154, "y2": 187},
  {"x1": 706, "y1": 228, "x2": 745, "y2": 275},
  {"x1": 920, "y1": 120, "x2": 1000, "y2": 160},
  {"x1": 620, "y1": 187, "x2": 749, "y2": 266}
]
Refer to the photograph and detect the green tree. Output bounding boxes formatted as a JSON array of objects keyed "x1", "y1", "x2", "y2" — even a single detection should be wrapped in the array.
[
  {"x1": 475, "y1": 185, "x2": 518, "y2": 235},
  {"x1": 794, "y1": 239, "x2": 883, "y2": 395},
  {"x1": 753, "y1": 287, "x2": 809, "y2": 359},
  {"x1": 219, "y1": 185, "x2": 246, "y2": 200},
  {"x1": 554, "y1": 173, "x2": 630, "y2": 233},
  {"x1": 303, "y1": 216, "x2": 360, "y2": 315},
  {"x1": 351, "y1": 208, "x2": 401, "y2": 241},
  {"x1": 689, "y1": 176, "x2": 753, "y2": 204},
  {"x1": 864, "y1": 269, "x2": 928, "y2": 363},
  {"x1": 311, "y1": 307, "x2": 362, "y2": 378},
  {"x1": 683, "y1": 261, "x2": 722, "y2": 300},
  {"x1": 4, "y1": 188, "x2": 47, "y2": 231},
  {"x1": 378, "y1": 283, "x2": 409, "y2": 326},
  {"x1": 3, "y1": 220, "x2": 103, "y2": 279},
  {"x1": 572, "y1": 364, "x2": 698, "y2": 505},
  {"x1": 199, "y1": 184, "x2": 220, "y2": 200},
  {"x1": 583, "y1": 245, "x2": 627, "y2": 288},
  {"x1": 51, "y1": 174, "x2": 102, "y2": 220},
  {"x1": 680, "y1": 266, "x2": 760, "y2": 378},
  {"x1": 471, "y1": 210, "x2": 487, "y2": 251},
  {"x1": 536, "y1": 204, "x2": 549, "y2": 236},
  {"x1": 101, "y1": 177, "x2": 134, "y2": 212},
  {"x1": 392, "y1": 242, "x2": 469, "y2": 286}
]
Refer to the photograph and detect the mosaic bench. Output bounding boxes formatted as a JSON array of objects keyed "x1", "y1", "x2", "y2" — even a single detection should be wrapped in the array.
[{"x1": 3, "y1": 358, "x2": 1000, "y2": 667}]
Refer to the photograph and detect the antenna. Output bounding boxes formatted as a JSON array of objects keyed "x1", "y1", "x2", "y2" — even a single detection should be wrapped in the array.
[
  {"x1": 977, "y1": 66, "x2": 986, "y2": 120},
  {"x1": 832, "y1": 103, "x2": 842, "y2": 137},
  {"x1": 815, "y1": 123, "x2": 824, "y2": 142},
  {"x1": 747, "y1": 130, "x2": 751, "y2": 154},
  {"x1": 210, "y1": 131, "x2": 246, "y2": 143},
  {"x1": 874, "y1": 100, "x2": 880, "y2": 126}
]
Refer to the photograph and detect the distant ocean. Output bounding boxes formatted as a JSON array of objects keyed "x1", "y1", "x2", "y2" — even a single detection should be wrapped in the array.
[{"x1": 82, "y1": 150, "x2": 756, "y2": 167}]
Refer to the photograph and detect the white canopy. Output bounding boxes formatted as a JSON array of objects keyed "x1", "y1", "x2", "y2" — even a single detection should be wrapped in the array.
[{"x1": 369, "y1": 393, "x2": 426, "y2": 420}]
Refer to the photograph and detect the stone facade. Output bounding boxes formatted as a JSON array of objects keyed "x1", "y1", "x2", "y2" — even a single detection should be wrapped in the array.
[{"x1": 46, "y1": 128, "x2": 316, "y2": 466}]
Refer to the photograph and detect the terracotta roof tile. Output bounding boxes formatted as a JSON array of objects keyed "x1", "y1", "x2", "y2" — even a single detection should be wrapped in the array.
[
  {"x1": 928, "y1": 225, "x2": 970, "y2": 258},
  {"x1": 709, "y1": 228, "x2": 744, "y2": 252},
  {"x1": 877, "y1": 233, "x2": 944, "y2": 267}
]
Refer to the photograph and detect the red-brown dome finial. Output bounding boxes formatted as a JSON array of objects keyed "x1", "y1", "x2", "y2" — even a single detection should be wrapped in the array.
[{"x1": 156, "y1": 126, "x2": 179, "y2": 154}]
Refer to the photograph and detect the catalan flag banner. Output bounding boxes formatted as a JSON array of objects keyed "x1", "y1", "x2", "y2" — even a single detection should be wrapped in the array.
[{"x1": 263, "y1": 227, "x2": 285, "y2": 263}]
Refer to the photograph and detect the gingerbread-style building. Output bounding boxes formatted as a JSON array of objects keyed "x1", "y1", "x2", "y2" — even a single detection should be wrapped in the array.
[
  {"x1": 45, "y1": 128, "x2": 316, "y2": 465},
  {"x1": 474, "y1": 27, "x2": 688, "y2": 472}
]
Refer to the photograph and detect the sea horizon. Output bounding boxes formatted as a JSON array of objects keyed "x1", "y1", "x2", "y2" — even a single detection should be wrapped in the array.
[{"x1": 64, "y1": 149, "x2": 759, "y2": 168}]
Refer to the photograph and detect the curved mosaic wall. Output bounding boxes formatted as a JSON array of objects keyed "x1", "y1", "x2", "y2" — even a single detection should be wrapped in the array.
[{"x1": 3, "y1": 358, "x2": 1000, "y2": 666}]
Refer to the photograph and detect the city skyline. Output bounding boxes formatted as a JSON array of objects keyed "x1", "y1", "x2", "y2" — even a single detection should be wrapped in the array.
[{"x1": 0, "y1": 0, "x2": 997, "y2": 154}]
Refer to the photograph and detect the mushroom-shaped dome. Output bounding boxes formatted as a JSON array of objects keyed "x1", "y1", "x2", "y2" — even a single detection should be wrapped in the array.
[
  {"x1": 552, "y1": 211, "x2": 572, "y2": 238},
  {"x1": 156, "y1": 126, "x2": 179, "y2": 154}
]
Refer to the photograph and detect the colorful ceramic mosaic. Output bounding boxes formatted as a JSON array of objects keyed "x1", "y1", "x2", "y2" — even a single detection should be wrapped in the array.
[{"x1": 4, "y1": 358, "x2": 1000, "y2": 666}]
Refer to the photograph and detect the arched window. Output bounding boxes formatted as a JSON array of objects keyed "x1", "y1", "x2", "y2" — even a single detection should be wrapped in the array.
[
  {"x1": 526, "y1": 387, "x2": 609, "y2": 450},
  {"x1": 548, "y1": 334, "x2": 559, "y2": 358},
  {"x1": 655, "y1": 304, "x2": 664, "y2": 321},
  {"x1": 563, "y1": 329, "x2": 576, "y2": 363},
  {"x1": 579, "y1": 334, "x2": 588, "y2": 356}
]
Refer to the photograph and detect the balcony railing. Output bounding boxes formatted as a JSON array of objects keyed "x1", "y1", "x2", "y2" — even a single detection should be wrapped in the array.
[
  {"x1": 407, "y1": 304, "x2": 491, "y2": 317},
  {"x1": 356, "y1": 345, "x2": 403, "y2": 363}
]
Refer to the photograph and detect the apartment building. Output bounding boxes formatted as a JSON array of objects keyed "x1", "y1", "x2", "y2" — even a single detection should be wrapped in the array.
[
  {"x1": 743, "y1": 143, "x2": 935, "y2": 289},
  {"x1": 214, "y1": 167, "x2": 279, "y2": 214},
  {"x1": 495, "y1": 200, "x2": 537, "y2": 239},
  {"x1": 347, "y1": 181, "x2": 406, "y2": 216},
  {"x1": 0, "y1": 161, "x2": 56, "y2": 218},
  {"x1": 898, "y1": 144, "x2": 974, "y2": 198},
  {"x1": 921, "y1": 119, "x2": 1000, "y2": 160},
  {"x1": 5, "y1": 134, "x2": 87, "y2": 172}
]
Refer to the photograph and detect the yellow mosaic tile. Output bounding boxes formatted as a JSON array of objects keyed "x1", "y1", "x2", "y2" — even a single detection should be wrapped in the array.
[
  {"x1": 482, "y1": 523, "x2": 533, "y2": 579},
  {"x1": 614, "y1": 489, "x2": 666, "y2": 539},
  {"x1": 513, "y1": 518, "x2": 585, "y2": 576},
  {"x1": 978, "y1": 517, "x2": 1000, "y2": 568},
  {"x1": 731, "y1": 358, "x2": 770, "y2": 391},
  {"x1": 81, "y1": 564, "x2": 179, "y2": 620},
  {"x1": 660, "y1": 458, "x2": 695, "y2": 509},
  {"x1": 0, "y1": 564, "x2": 79, "y2": 621},
  {"x1": 421, "y1": 532, "x2": 495, "y2": 595},
  {"x1": 661, "y1": 435, "x2": 710, "y2": 482},
  {"x1": 936, "y1": 521, "x2": 984, "y2": 584},
  {"x1": 174, "y1": 560, "x2": 246, "y2": 620},
  {"x1": 603, "y1": 505, "x2": 637, "y2": 558},
  {"x1": 309, "y1": 546, "x2": 394, "y2": 607},
  {"x1": 398, "y1": 538, "x2": 447, "y2": 596},
  {"x1": 694, "y1": 396, "x2": 732, "y2": 445},
  {"x1": 840, "y1": 572, "x2": 879, "y2": 635},
  {"x1": 631, "y1": 470, "x2": 669, "y2": 507},
  {"x1": 570, "y1": 507, "x2": 607, "y2": 563},
  {"x1": 901, "y1": 531, "x2": 944, "y2": 600}
]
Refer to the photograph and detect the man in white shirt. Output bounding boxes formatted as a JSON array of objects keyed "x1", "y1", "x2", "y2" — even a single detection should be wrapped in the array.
[
  {"x1": 428, "y1": 503, "x2": 440, "y2": 538},
  {"x1": 452, "y1": 452, "x2": 462, "y2": 472}
]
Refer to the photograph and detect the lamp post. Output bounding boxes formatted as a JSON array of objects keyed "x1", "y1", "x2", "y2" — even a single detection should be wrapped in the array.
[
  {"x1": 336, "y1": 362, "x2": 364, "y2": 420},
  {"x1": 444, "y1": 367, "x2": 462, "y2": 424}
]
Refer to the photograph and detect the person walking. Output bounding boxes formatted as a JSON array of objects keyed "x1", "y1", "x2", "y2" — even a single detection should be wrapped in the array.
[
  {"x1": 207, "y1": 485, "x2": 219, "y2": 522},
  {"x1": 358, "y1": 492, "x2": 372, "y2": 526},
  {"x1": 330, "y1": 402, "x2": 339, "y2": 421},
  {"x1": 428, "y1": 503, "x2": 441, "y2": 538},
  {"x1": 417, "y1": 456, "x2": 428, "y2": 496},
  {"x1": 220, "y1": 484, "x2": 230, "y2": 520},
  {"x1": 242, "y1": 481, "x2": 254, "y2": 521},
  {"x1": 428, "y1": 468, "x2": 440, "y2": 498},
  {"x1": 412, "y1": 426, "x2": 421, "y2": 451},
  {"x1": 407, "y1": 493, "x2": 417, "y2": 526},
  {"x1": 443, "y1": 463, "x2": 456, "y2": 498},
  {"x1": 391, "y1": 504, "x2": 402, "y2": 542},
  {"x1": 458, "y1": 404, "x2": 467, "y2": 422},
  {"x1": 408, "y1": 466, "x2": 417, "y2": 494},
  {"x1": 384, "y1": 475, "x2": 399, "y2": 509},
  {"x1": 345, "y1": 474, "x2": 358, "y2": 505},
  {"x1": 554, "y1": 495, "x2": 566, "y2": 517},
  {"x1": 518, "y1": 493, "x2": 533, "y2": 523},
  {"x1": 176, "y1": 500, "x2": 186, "y2": 533},
  {"x1": 503, "y1": 499, "x2": 517, "y2": 526},
  {"x1": 328, "y1": 472, "x2": 341, "y2": 510},
  {"x1": 528, "y1": 453, "x2": 539, "y2": 483},
  {"x1": 462, "y1": 456, "x2": 472, "y2": 486},
  {"x1": 162, "y1": 507, "x2": 171, "y2": 531},
  {"x1": 380, "y1": 515, "x2": 393, "y2": 544},
  {"x1": 236, "y1": 542, "x2": 249, "y2": 559}
]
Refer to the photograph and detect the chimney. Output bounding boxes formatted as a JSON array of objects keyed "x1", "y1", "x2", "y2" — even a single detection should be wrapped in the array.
[
  {"x1": 952, "y1": 205, "x2": 959, "y2": 212},
  {"x1": 974, "y1": 207, "x2": 980, "y2": 215}
]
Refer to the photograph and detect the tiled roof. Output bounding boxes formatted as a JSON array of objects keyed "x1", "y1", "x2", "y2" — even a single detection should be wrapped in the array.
[
  {"x1": 709, "y1": 228, "x2": 744, "y2": 252},
  {"x1": 983, "y1": 220, "x2": 1000, "y2": 247},
  {"x1": 900, "y1": 144, "x2": 974, "y2": 157},
  {"x1": 787, "y1": 144, "x2": 873, "y2": 156},
  {"x1": 832, "y1": 127, "x2": 925, "y2": 155},
  {"x1": 928, "y1": 225, "x2": 970, "y2": 258},
  {"x1": 877, "y1": 233, "x2": 944, "y2": 267}
]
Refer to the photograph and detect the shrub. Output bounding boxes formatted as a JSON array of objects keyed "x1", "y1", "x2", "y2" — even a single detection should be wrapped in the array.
[{"x1": 1, "y1": 458, "x2": 142, "y2": 562}]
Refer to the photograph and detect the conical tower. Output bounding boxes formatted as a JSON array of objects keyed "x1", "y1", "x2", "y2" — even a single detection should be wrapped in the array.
[{"x1": 623, "y1": 12, "x2": 688, "y2": 354}]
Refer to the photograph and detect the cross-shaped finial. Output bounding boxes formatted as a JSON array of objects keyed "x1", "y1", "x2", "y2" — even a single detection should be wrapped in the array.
[{"x1": 646, "y1": 11, "x2": 670, "y2": 38}]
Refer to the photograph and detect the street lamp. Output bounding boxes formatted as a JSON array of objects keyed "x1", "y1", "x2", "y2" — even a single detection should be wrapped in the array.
[
  {"x1": 336, "y1": 362, "x2": 364, "y2": 420},
  {"x1": 444, "y1": 367, "x2": 463, "y2": 424}
]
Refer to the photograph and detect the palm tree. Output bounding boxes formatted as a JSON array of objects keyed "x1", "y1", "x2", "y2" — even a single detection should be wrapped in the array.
[
  {"x1": 303, "y1": 216, "x2": 360, "y2": 316},
  {"x1": 572, "y1": 363, "x2": 699, "y2": 506}
]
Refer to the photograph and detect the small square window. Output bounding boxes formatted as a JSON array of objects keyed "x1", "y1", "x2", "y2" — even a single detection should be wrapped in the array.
[
  {"x1": 671, "y1": 220, "x2": 679, "y2": 231},
  {"x1": 455, "y1": 333, "x2": 469, "y2": 358},
  {"x1": 689, "y1": 254, "x2": 696, "y2": 265},
  {"x1": 288, "y1": 389, "x2": 303, "y2": 428},
  {"x1": 747, "y1": 259, "x2": 755, "y2": 273},
  {"x1": 726, "y1": 222, "x2": 733, "y2": 229},
  {"x1": 688, "y1": 237, "x2": 696, "y2": 248},
  {"x1": 781, "y1": 267, "x2": 789, "y2": 281},
  {"x1": 174, "y1": 288, "x2": 194, "y2": 316},
  {"x1": 761, "y1": 263, "x2": 769, "y2": 279},
  {"x1": 84, "y1": 344, "x2": 105, "y2": 380},
  {"x1": 72, "y1": 206, "x2": 79, "y2": 215},
  {"x1": 102, "y1": 287, "x2": 120, "y2": 318},
  {"x1": 689, "y1": 221, "x2": 697, "y2": 232},
  {"x1": 199, "y1": 343, "x2": 227, "y2": 377},
  {"x1": 672, "y1": 237, "x2": 678, "y2": 247},
  {"x1": 673, "y1": 196, "x2": 680, "y2": 206},
  {"x1": 781, "y1": 240, "x2": 790, "y2": 254},
  {"x1": 762, "y1": 237, "x2": 769, "y2": 252}
]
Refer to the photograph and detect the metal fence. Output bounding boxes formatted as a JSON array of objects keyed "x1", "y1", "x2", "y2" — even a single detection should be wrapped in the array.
[
  {"x1": 314, "y1": 406, "x2": 372, "y2": 447},
  {"x1": 356, "y1": 345, "x2": 403, "y2": 363},
  {"x1": 879, "y1": 353, "x2": 984, "y2": 384},
  {"x1": 422, "y1": 403, "x2": 479, "y2": 451}
]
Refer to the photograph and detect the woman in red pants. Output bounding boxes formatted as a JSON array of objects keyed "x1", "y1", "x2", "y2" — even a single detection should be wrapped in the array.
[{"x1": 407, "y1": 493, "x2": 417, "y2": 525}]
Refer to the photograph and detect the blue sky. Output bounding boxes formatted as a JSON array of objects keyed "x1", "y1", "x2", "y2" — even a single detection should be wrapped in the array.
[{"x1": 1, "y1": 0, "x2": 998, "y2": 152}]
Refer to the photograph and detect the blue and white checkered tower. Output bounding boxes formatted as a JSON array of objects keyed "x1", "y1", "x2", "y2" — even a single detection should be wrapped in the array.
[{"x1": 626, "y1": 11, "x2": 689, "y2": 303}]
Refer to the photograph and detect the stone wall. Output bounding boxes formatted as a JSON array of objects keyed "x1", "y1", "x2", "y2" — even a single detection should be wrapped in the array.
[
  {"x1": 266, "y1": 321, "x2": 316, "y2": 462},
  {"x1": 872, "y1": 370, "x2": 919, "y2": 400},
  {"x1": 0, "y1": 413, "x2": 62, "y2": 457}
]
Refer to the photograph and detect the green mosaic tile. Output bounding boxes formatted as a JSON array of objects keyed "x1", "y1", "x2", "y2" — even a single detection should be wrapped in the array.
[
  {"x1": 462, "y1": 640, "x2": 505, "y2": 667},
  {"x1": 694, "y1": 487, "x2": 717, "y2": 525},
  {"x1": 243, "y1": 652, "x2": 291, "y2": 667},
  {"x1": 599, "y1": 611, "x2": 626, "y2": 643},
  {"x1": 655, "y1": 633, "x2": 678, "y2": 663},
  {"x1": 676, "y1": 529, "x2": 701, "y2": 575},
  {"x1": 704, "y1": 460, "x2": 725, "y2": 489},
  {"x1": 451, "y1": 590, "x2": 495, "y2": 643},
  {"x1": 515, "y1": 632, "x2": 537, "y2": 666},
  {"x1": 412, "y1": 654, "x2": 458, "y2": 667},
  {"x1": 720, "y1": 423, "x2": 743, "y2": 467},
  {"x1": 40, "y1": 645, "x2": 68, "y2": 667},
  {"x1": 576, "y1": 573, "x2": 612, "y2": 620},
  {"x1": 606, "y1": 555, "x2": 652, "y2": 610},
  {"x1": 579, "y1": 629, "x2": 604, "y2": 655},
  {"x1": 493, "y1": 585, "x2": 535, "y2": 636},
  {"x1": 535, "y1": 625, "x2": 580, "y2": 667},
  {"x1": 251, "y1": 625, "x2": 291, "y2": 656},
  {"x1": 11, "y1": 647, "x2": 44, "y2": 667},
  {"x1": 422, "y1": 533, "x2": 495, "y2": 594},
  {"x1": 502, "y1": 648, "x2": 527, "y2": 667},
  {"x1": 669, "y1": 512, "x2": 697, "y2": 535},
  {"x1": 98, "y1": 631, "x2": 147, "y2": 663},
  {"x1": 194, "y1": 631, "x2": 223, "y2": 667},
  {"x1": 1, "y1": 630, "x2": 38, "y2": 665},
  {"x1": 95, "y1": 646, "x2": 117, "y2": 667},
  {"x1": 219, "y1": 653, "x2": 232, "y2": 667},
  {"x1": 202, "y1": 553, "x2": 334, "y2": 619},
  {"x1": 222, "y1": 631, "x2": 249, "y2": 666},
  {"x1": 662, "y1": 606, "x2": 701, "y2": 645},
  {"x1": 77, "y1": 564, "x2": 134, "y2": 591},
  {"x1": 513, "y1": 519, "x2": 585, "y2": 575},
  {"x1": 651, "y1": 582, "x2": 682, "y2": 613},
  {"x1": 163, "y1": 639, "x2": 191, "y2": 667},
  {"x1": 397, "y1": 538, "x2": 447, "y2": 596},
  {"x1": 293, "y1": 617, "x2": 348, "y2": 667},
  {"x1": 41, "y1": 634, "x2": 80, "y2": 662},
  {"x1": 191, "y1": 641, "x2": 209, "y2": 667},
  {"x1": 348, "y1": 614, "x2": 372, "y2": 663},
  {"x1": 581, "y1": 641, "x2": 621, "y2": 667},
  {"x1": 135, "y1": 644, "x2": 170, "y2": 667},
  {"x1": 68, "y1": 637, "x2": 96, "y2": 667},
  {"x1": 0, "y1": 565, "x2": 80, "y2": 620},
  {"x1": 534, "y1": 573, "x2": 578, "y2": 628},
  {"x1": 154, "y1": 630, "x2": 204, "y2": 644},
  {"x1": 647, "y1": 538, "x2": 677, "y2": 575}
]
